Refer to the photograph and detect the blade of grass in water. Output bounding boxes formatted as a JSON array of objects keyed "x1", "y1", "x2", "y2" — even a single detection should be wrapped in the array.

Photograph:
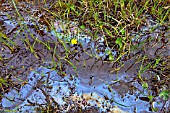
[
  {"x1": 62, "y1": 57, "x2": 77, "y2": 76},
  {"x1": 0, "y1": 32, "x2": 17, "y2": 53}
]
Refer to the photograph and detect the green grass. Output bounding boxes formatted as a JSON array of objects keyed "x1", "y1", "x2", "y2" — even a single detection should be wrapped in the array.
[{"x1": 9, "y1": 0, "x2": 169, "y2": 61}]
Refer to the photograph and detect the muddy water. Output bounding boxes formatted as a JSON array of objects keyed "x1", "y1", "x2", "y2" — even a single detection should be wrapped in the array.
[
  {"x1": 1, "y1": 56, "x2": 168, "y2": 112},
  {"x1": 0, "y1": 12, "x2": 170, "y2": 113}
]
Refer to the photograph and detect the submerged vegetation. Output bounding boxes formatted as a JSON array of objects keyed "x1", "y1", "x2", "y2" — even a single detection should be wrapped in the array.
[{"x1": 0, "y1": 0, "x2": 170, "y2": 112}]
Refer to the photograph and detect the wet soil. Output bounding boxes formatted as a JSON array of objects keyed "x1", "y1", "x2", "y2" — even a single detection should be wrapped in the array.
[{"x1": 0, "y1": 1, "x2": 170, "y2": 113}]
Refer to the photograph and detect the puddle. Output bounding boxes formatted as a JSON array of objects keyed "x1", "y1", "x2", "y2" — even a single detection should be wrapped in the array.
[
  {"x1": 1, "y1": 66, "x2": 125, "y2": 112},
  {"x1": 1, "y1": 64, "x2": 169, "y2": 113}
]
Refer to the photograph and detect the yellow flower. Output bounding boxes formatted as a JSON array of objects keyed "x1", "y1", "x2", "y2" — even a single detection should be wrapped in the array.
[{"x1": 71, "y1": 38, "x2": 78, "y2": 45}]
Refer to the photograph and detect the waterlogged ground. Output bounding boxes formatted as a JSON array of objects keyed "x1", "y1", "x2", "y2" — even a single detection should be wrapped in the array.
[{"x1": 0, "y1": 1, "x2": 170, "y2": 113}]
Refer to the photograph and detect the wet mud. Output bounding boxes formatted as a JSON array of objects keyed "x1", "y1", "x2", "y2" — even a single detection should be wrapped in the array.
[{"x1": 0, "y1": 1, "x2": 170, "y2": 113}]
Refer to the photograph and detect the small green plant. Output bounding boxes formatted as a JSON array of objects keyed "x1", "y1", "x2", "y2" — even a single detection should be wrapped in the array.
[
  {"x1": 142, "y1": 82, "x2": 148, "y2": 89},
  {"x1": 138, "y1": 55, "x2": 152, "y2": 81},
  {"x1": 116, "y1": 37, "x2": 124, "y2": 50},
  {"x1": 0, "y1": 77, "x2": 8, "y2": 88},
  {"x1": 159, "y1": 90, "x2": 169, "y2": 100},
  {"x1": 109, "y1": 54, "x2": 114, "y2": 61},
  {"x1": 147, "y1": 95, "x2": 154, "y2": 101},
  {"x1": 153, "y1": 58, "x2": 161, "y2": 68}
]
